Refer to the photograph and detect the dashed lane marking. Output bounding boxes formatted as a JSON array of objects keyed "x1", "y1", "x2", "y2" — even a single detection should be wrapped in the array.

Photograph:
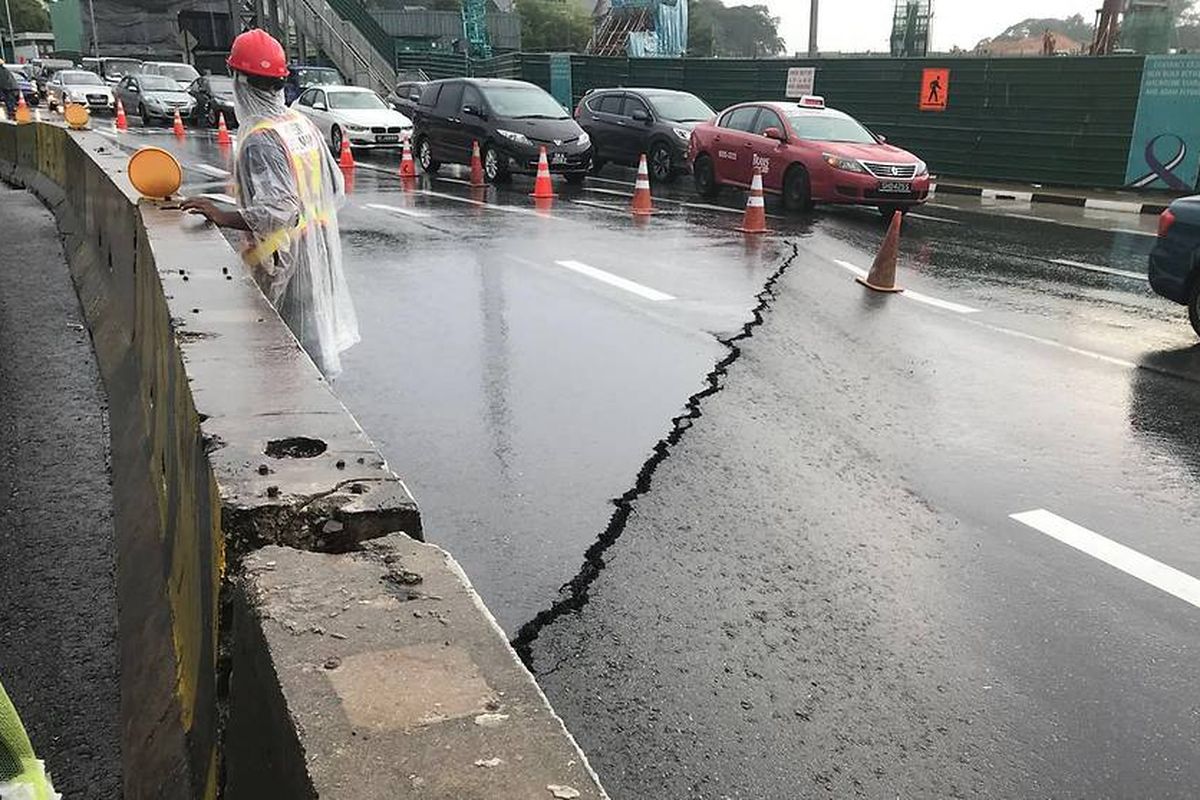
[
  {"x1": 414, "y1": 188, "x2": 564, "y2": 220},
  {"x1": 364, "y1": 202, "x2": 430, "y2": 218},
  {"x1": 907, "y1": 212, "x2": 961, "y2": 225},
  {"x1": 832, "y1": 260, "x2": 980, "y2": 314},
  {"x1": 962, "y1": 318, "x2": 1136, "y2": 369},
  {"x1": 554, "y1": 259, "x2": 675, "y2": 302},
  {"x1": 1011, "y1": 509, "x2": 1200, "y2": 611},
  {"x1": 570, "y1": 199, "x2": 634, "y2": 215},
  {"x1": 1049, "y1": 258, "x2": 1147, "y2": 281}
]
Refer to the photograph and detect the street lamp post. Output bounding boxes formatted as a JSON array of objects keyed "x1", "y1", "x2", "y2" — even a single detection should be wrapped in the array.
[
  {"x1": 808, "y1": 0, "x2": 819, "y2": 57},
  {"x1": 3, "y1": 0, "x2": 16, "y2": 61},
  {"x1": 87, "y1": 0, "x2": 99, "y2": 55}
]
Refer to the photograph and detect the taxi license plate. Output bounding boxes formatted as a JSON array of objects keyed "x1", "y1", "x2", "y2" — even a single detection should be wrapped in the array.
[
  {"x1": 879, "y1": 181, "x2": 911, "y2": 193},
  {"x1": 550, "y1": 152, "x2": 569, "y2": 166},
  {"x1": 376, "y1": 134, "x2": 399, "y2": 144}
]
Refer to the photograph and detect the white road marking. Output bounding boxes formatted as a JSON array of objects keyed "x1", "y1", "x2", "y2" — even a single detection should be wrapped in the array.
[
  {"x1": 963, "y1": 318, "x2": 1136, "y2": 369},
  {"x1": 1049, "y1": 258, "x2": 1147, "y2": 281},
  {"x1": 415, "y1": 189, "x2": 561, "y2": 220},
  {"x1": 197, "y1": 193, "x2": 237, "y2": 204},
  {"x1": 364, "y1": 202, "x2": 429, "y2": 218},
  {"x1": 554, "y1": 259, "x2": 675, "y2": 302},
  {"x1": 1011, "y1": 509, "x2": 1200, "y2": 611},
  {"x1": 589, "y1": 176, "x2": 636, "y2": 189},
  {"x1": 583, "y1": 186, "x2": 632, "y2": 199},
  {"x1": 191, "y1": 163, "x2": 230, "y2": 178},
  {"x1": 833, "y1": 260, "x2": 980, "y2": 314},
  {"x1": 908, "y1": 212, "x2": 961, "y2": 225},
  {"x1": 570, "y1": 199, "x2": 632, "y2": 215}
]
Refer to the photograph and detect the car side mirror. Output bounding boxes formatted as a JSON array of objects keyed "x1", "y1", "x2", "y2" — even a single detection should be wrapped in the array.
[
  {"x1": 313, "y1": 101, "x2": 326, "y2": 111},
  {"x1": 129, "y1": 85, "x2": 140, "y2": 93},
  {"x1": 876, "y1": 133, "x2": 887, "y2": 144},
  {"x1": 631, "y1": 108, "x2": 651, "y2": 123},
  {"x1": 463, "y1": 103, "x2": 485, "y2": 118},
  {"x1": 762, "y1": 126, "x2": 785, "y2": 142}
]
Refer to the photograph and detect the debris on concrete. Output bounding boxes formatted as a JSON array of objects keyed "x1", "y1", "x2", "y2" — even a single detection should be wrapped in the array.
[{"x1": 548, "y1": 785, "x2": 582, "y2": 798}]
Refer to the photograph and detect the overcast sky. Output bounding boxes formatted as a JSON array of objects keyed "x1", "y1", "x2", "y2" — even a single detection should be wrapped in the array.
[{"x1": 735, "y1": 1, "x2": 1103, "y2": 54}]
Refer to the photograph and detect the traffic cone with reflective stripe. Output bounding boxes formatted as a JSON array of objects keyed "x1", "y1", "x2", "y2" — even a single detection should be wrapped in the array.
[
  {"x1": 115, "y1": 99, "x2": 128, "y2": 131},
  {"x1": 172, "y1": 108, "x2": 185, "y2": 137},
  {"x1": 530, "y1": 146, "x2": 556, "y2": 199},
  {"x1": 216, "y1": 112, "x2": 232, "y2": 146},
  {"x1": 630, "y1": 153, "x2": 655, "y2": 216},
  {"x1": 14, "y1": 93, "x2": 30, "y2": 124},
  {"x1": 470, "y1": 140, "x2": 487, "y2": 187},
  {"x1": 399, "y1": 137, "x2": 417, "y2": 179},
  {"x1": 857, "y1": 211, "x2": 904, "y2": 293},
  {"x1": 737, "y1": 168, "x2": 769, "y2": 234},
  {"x1": 338, "y1": 136, "x2": 355, "y2": 170},
  {"x1": 0, "y1": 104, "x2": 7, "y2": 122}
]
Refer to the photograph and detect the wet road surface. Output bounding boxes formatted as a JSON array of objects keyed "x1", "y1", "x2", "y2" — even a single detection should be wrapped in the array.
[{"x1": 117, "y1": 123, "x2": 1200, "y2": 797}]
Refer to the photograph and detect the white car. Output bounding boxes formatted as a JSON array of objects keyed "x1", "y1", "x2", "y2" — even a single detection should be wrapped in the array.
[
  {"x1": 46, "y1": 69, "x2": 114, "y2": 113},
  {"x1": 292, "y1": 85, "x2": 413, "y2": 152},
  {"x1": 139, "y1": 61, "x2": 200, "y2": 91}
]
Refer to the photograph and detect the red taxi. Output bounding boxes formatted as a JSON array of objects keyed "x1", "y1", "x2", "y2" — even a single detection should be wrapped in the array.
[{"x1": 688, "y1": 96, "x2": 931, "y2": 215}]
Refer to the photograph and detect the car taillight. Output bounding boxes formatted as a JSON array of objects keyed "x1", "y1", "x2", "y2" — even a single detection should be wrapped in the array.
[{"x1": 1158, "y1": 208, "x2": 1176, "y2": 238}]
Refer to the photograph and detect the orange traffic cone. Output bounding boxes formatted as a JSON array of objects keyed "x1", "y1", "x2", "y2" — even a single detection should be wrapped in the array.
[
  {"x1": 14, "y1": 93, "x2": 31, "y2": 124},
  {"x1": 338, "y1": 136, "x2": 355, "y2": 170},
  {"x1": 399, "y1": 138, "x2": 417, "y2": 178},
  {"x1": 630, "y1": 153, "x2": 655, "y2": 216},
  {"x1": 172, "y1": 109, "x2": 185, "y2": 137},
  {"x1": 737, "y1": 168, "x2": 770, "y2": 234},
  {"x1": 530, "y1": 146, "x2": 556, "y2": 199},
  {"x1": 469, "y1": 140, "x2": 486, "y2": 187},
  {"x1": 115, "y1": 98, "x2": 128, "y2": 131},
  {"x1": 216, "y1": 112, "x2": 232, "y2": 146},
  {"x1": 857, "y1": 211, "x2": 904, "y2": 293}
]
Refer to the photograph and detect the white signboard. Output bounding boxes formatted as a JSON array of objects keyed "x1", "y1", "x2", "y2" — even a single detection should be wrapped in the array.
[{"x1": 786, "y1": 67, "x2": 816, "y2": 99}]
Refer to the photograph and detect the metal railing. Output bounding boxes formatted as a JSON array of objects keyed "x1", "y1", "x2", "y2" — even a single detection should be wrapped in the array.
[{"x1": 281, "y1": 0, "x2": 396, "y2": 92}]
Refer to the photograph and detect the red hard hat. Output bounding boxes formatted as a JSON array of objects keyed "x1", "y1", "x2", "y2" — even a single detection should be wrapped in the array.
[{"x1": 227, "y1": 29, "x2": 288, "y2": 79}]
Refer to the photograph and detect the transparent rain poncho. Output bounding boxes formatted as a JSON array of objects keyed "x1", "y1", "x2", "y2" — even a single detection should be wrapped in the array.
[
  {"x1": 232, "y1": 74, "x2": 360, "y2": 377},
  {"x1": 0, "y1": 680, "x2": 60, "y2": 800}
]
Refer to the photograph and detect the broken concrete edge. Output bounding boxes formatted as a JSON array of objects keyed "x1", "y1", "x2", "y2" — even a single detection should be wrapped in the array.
[
  {"x1": 1, "y1": 120, "x2": 608, "y2": 799},
  {"x1": 228, "y1": 535, "x2": 610, "y2": 799}
]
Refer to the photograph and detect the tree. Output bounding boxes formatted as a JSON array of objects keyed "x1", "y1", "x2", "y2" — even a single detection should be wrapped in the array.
[
  {"x1": 5, "y1": 0, "x2": 49, "y2": 34},
  {"x1": 515, "y1": 0, "x2": 593, "y2": 52},
  {"x1": 687, "y1": 0, "x2": 783, "y2": 58}
]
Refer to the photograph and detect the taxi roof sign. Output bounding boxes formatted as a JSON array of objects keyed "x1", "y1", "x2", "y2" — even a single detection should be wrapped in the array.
[{"x1": 797, "y1": 95, "x2": 826, "y2": 109}]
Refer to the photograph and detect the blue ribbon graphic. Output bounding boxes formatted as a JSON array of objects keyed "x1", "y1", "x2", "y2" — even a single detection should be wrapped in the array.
[{"x1": 1130, "y1": 133, "x2": 1190, "y2": 190}]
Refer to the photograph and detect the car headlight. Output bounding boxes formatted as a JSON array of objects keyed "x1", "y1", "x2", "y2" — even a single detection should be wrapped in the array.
[
  {"x1": 673, "y1": 127, "x2": 692, "y2": 142},
  {"x1": 497, "y1": 129, "x2": 533, "y2": 146},
  {"x1": 67, "y1": 91, "x2": 87, "y2": 102},
  {"x1": 576, "y1": 131, "x2": 590, "y2": 147},
  {"x1": 914, "y1": 160, "x2": 928, "y2": 176},
  {"x1": 346, "y1": 124, "x2": 368, "y2": 132},
  {"x1": 823, "y1": 153, "x2": 866, "y2": 173}
]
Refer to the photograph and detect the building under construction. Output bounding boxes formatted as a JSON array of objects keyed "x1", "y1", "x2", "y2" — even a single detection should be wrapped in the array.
[
  {"x1": 890, "y1": 0, "x2": 932, "y2": 58},
  {"x1": 587, "y1": 0, "x2": 688, "y2": 58}
]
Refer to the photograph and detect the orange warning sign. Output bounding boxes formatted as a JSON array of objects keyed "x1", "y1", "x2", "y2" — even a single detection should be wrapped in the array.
[{"x1": 920, "y1": 68, "x2": 950, "y2": 112}]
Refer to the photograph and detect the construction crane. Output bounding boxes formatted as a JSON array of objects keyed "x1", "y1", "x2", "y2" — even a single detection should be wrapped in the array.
[
  {"x1": 462, "y1": 0, "x2": 493, "y2": 59},
  {"x1": 1091, "y1": 0, "x2": 1124, "y2": 55}
]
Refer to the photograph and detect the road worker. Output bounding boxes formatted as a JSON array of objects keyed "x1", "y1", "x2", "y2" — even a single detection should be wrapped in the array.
[{"x1": 181, "y1": 28, "x2": 359, "y2": 376}]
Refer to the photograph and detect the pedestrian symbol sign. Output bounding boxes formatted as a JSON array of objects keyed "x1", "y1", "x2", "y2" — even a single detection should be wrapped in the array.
[{"x1": 920, "y1": 68, "x2": 949, "y2": 112}]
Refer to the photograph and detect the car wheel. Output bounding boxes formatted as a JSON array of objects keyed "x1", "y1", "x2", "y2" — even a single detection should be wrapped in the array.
[
  {"x1": 1189, "y1": 279, "x2": 1200, "y2": 338},
  {"x1": 139, "y1": 103, "x2": 151, "y2": 127},
  {"x1": 482, "y1": 143, "x2": 509, "y2": 184},
  {"x1": 330, "y1": 125, "x2": 344, "y2": 154},
  {"x1": 565, "y1": 172, "x2": 586, "y2": 186},
  {"x1": 649, "y1": 141, "x2": 677, "y2": 184},
  {"x1": 694, "y1": 154, "x2": 719, "y2": 199},
  {"x1": 590, "y1": 157, "x2": 607, "y2": 175},
  {"x1": 782, "y1": 165, "x2": 814, "y2": 212},
  {"x1": 207, "y1": 105, "x2": 220, "y2": 128},
  {"x1": 417, "y1": 136, "x2": 440, "y2": 174}
]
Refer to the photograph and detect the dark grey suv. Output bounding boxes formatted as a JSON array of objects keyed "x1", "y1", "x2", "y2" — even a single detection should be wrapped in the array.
[{"x1": 575, "y1": 88, "x2": 715, "y2": 182}]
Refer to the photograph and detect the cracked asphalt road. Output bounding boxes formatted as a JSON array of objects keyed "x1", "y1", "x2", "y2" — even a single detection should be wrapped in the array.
[{"x1": 148, "y1": 127, "x2": 1200, "y2": 797}]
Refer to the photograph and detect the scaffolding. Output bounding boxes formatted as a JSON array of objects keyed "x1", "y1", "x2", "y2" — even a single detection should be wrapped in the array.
[
  {"x1": 586, "y1": 0, "x2": 687, "y2": 58},
  {"x1": 889, "y1": 0, "x2": 932, "y2": 58}
]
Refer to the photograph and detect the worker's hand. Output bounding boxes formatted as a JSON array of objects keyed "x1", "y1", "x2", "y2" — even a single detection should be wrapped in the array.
[{"x1": 180, "y1": 197, "x2": 221, "y2": 223}]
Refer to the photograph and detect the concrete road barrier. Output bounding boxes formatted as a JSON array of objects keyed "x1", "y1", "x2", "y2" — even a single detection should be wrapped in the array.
[{"x1": 0, "y1": 120, "x2": 605, "y2": 799}]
